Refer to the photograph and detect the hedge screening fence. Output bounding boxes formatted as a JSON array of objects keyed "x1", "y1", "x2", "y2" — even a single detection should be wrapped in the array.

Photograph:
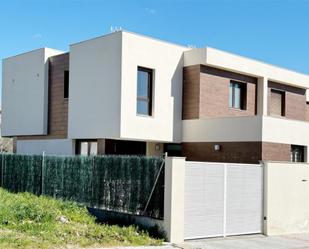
[{"x1": 0, "y1": 154, "x2": 164, "y2": 219}]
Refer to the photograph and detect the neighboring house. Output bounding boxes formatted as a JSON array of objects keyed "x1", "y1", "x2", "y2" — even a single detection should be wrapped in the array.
[
  {"x1": 2, "y1": 31, "x2": 309, "y2": 163},
  {"x1": 0, "y1": 108, "x2": 13, "y2": 152}
]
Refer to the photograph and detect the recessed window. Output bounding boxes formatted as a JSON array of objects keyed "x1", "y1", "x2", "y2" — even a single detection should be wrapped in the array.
[
  {"x1": 229, "y1": 81, "x2": 246, "y2": 110},
  {"x1": 76, "y1": 140, "x2": 97, "y2": 156},
  {"x1": 291, "y1": 145, "x2": 304, "y2": 162},
  {"x1": 137, "y1": 67, "x2": 153, "y2": 116},
  {"x1": 64, "y1": 70, "x2": 69, "y2": 99},
  {"x1": 270, "y1": 89, "x2": 285, "y2": 117}
]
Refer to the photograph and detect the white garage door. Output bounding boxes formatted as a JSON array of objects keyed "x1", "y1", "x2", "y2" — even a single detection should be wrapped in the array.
[{"x1": 184, "y1": 161, "x2": 263, "y2": 240}]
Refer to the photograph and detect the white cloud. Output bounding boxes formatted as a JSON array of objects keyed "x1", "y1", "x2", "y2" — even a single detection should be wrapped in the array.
[{"x1": 145, "y1": 8, "x2": 156, "y2": 14}]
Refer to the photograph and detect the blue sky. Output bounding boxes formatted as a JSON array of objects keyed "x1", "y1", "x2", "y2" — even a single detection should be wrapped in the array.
[{"x1": 1, "y1": 0, "x2": 309, "y2": 98}]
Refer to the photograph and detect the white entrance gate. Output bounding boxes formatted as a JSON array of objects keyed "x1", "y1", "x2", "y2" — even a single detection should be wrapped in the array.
[{"x1": 184, "y1": 161, "x2": 263, "y2": 240}]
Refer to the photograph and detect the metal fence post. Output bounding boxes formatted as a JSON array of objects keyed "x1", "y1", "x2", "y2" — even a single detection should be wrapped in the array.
[
  {"x1": 42, "y1": 151, "x2": 45, "y2": 195},
  {"x1": 223, "y1": 163, "x2": 228, "y2": 237},
  {"x1": 1, "y1": 153, "x2": 4, "y2": 187}
]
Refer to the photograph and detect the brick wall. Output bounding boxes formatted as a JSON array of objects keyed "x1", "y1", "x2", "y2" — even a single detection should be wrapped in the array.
[
  {"x1": 182, "y1": 142, "x2": 262, "y2": 164},
  {"x1": 182, "y1": 65, "x2": 258, "y2": 120},
  {"x1": 306, "y1": 103, "x2": 309, "y2": 121},
  {"x1": 182, "y1": 65, "x2": 200, "y2": 119},
  {"x1": 182, "y1": 141, "x2": 292, "y2": 164},
  {"x1": 262, "y1": 142, "x2": 291, "y2": 161},
  {"x1": 268, "y1": 81, "x2": 306, "y2": 121}
]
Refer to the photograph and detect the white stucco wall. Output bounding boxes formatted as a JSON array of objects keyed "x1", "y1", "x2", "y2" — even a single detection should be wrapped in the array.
[
  {"x1": 182, "y1": 116, "x2": 262, "y2": 142},
  {"x1": 262, "y1": 116, "x2": 309, "y2": 146},
  {"x1": 68, "y1": 32, "x2": 122, "y2": 139},
  {"x1": 68, "y1": 31, "x2": 187, "y2": 142},
  {"x1": 182, "y1": 115, "x2": 309, "y2": 151},
  {"x1": 16, "y1": 139, "x2": 74, "y2": 155},
  {"x1": 2, "y1": 48, "x2": 63, "y2": 136},
  {"x1": 164, "y1": 157, "x2": 186, "y2": 243},
  {"x1": 120, "y1": 32, "x2": 187, "y2": 142},
  {"x1": 264, "y1": 162, "x2": 309, "y2": 235}
]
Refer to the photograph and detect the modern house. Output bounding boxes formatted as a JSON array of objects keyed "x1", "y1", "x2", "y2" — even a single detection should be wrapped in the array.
[{"x1": 2, "y1": 31, "x2": 309, "y2": 163}]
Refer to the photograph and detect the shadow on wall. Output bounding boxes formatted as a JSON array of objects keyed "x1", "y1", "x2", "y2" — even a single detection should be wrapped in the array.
[{"x1": 171, "y1": 54, "x2": 184, "y2": 142}]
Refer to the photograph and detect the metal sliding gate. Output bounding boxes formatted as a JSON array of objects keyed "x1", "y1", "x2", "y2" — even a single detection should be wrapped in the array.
[{"x1": 184, "y1": 161, "x2": 263, "y2": 240}]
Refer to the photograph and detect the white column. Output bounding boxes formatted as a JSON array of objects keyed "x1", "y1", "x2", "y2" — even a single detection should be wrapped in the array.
[
  {"x1": 257, "y1": 77, "x2": 268, "y2": 116},
  {"x1": 164, "y1": 157, "x2": 186, "y2": 243}
]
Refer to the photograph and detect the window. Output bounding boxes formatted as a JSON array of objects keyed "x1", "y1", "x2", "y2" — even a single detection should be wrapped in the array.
[
  {"x1": 137, "y1": 67, "x2": 153, "y2": 116},
  {"x1": 291, "y1": 145, "x2": 304, "y2": 162},
  {"x1": 270, "y1": 89, "x2": 285, "y2": 117},
  {"x1": 229, "y1": 81, "x2": 246, "y2": 110},
  {"x1": 76, "y1": 140, "x2": 97, "y2": 155},
  {"x1": 164, "y1": 143, "x2": 182, "y2": 157},
  {"x1": 64, "y1": 70, "x2": 69, "y2": 99}
]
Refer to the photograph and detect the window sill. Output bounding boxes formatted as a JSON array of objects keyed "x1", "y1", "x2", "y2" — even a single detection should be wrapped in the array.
[
  {"x1": 228, "y1": 107, "x2": 246, "y2": 112},
  {"x1": 269, "y1": 114, "x2": 286, "y2": 119},
  {"x1": 136, "y1": 114, "x2": 154, "y2": 119}
]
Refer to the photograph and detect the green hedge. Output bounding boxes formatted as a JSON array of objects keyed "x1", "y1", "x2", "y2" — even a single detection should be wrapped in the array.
[{"x1": 0, "y1": 154, "x2": 164, "y2": 219}]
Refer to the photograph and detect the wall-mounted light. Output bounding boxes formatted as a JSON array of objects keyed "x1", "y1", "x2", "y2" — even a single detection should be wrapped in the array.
[
  {"x1": 214, "y1": 144, "x2": 221, "y2": 151},
  {"x1": 155, "y1": 144, "x2": 161, "y2": 151}
]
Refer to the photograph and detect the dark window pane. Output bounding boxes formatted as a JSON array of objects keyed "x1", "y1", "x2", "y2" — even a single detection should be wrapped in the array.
[
  {"x1": 291, "y1": 145, "x2": 304, "y2": 162},
  {"x1": 64, "y1": 70, "x2": 69, "y2": 98},
  {"x1": 137, "y1": 100, "x2": 149, "y2": 115}
]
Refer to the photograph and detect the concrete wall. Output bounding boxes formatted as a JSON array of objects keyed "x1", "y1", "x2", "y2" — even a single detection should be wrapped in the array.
[
  {"x1": 264, "y1": 162, "x2": 309, "y2": 235},
  {"x1": 68, "y1": 32, "x2": 122, "y2": 139},
  {"x1": 16, "y1": 139, "x2": 74, "y2": 155},
  {"x1": 2, "y1": 48, "x2": 64, "y2": 136},
  {"x1": 120, "y1": 32, "x2": 187, "y2": 142}
]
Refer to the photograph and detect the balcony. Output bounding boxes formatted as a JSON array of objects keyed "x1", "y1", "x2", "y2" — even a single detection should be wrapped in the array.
[{"x1": 182, "y1": 115, "x2": 309, "y2": 146}]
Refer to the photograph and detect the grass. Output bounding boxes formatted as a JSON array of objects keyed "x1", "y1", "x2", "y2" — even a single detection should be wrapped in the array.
[{"x1": 0, "y1": 188, "x2": 162, "y2": 249}]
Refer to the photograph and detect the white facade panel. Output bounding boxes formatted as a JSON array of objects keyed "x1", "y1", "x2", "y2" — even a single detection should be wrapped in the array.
[
  {"x1": 2, "y1": 48, "x2": 63, "y2": 136},
  {"x1": 68, "y1": 32, "x2": 122, "y2": 139},
  {"x1": 120, "y1": 32, "x2": 187, "y2": 142},
  {"x1": 182, "y1": 116, "x2": 262, "y2": 142},
  {"x1": 262, "y1": 116, "x2": 309, "y2": 146},
  {"x1": 16, "y1": 139, "x2": 74, "y2": 155}
]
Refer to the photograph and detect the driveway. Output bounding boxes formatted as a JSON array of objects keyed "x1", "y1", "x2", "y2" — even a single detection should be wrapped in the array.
[{"x1": 179, "y1": 234, "x2": 309, "y2": 249}]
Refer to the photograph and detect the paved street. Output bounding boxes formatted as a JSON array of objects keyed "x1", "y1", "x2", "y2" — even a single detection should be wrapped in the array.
[
  {"x1": 96, "y1": 234, "x2": 309, "y2": 249},
  {"x1": 179, "y1": 234, "x2": 309, "y2": 249}
]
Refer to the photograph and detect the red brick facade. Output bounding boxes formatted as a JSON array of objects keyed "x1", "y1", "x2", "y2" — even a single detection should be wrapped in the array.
[
  {"x1": 268, "y1": 81, "x2": 306, "y2": 121},
  {"x1": 183, "y1": 65, "x2": 258, "y2": 120},
  {"x1": 182, "y1": 142, "x2": 292, "y2": 164}
]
